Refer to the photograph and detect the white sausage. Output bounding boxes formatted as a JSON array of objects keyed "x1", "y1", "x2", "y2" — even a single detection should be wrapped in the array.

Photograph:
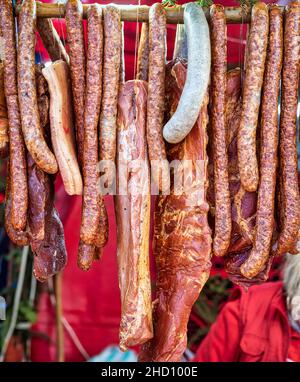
[{"x1": 163, "y1": 3, "x2": 211, "y2": 144}]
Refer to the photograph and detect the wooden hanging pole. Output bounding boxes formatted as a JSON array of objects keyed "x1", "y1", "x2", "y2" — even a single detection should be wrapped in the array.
[{"x1": 14, "y1": 2, "x2": 284, "y2": 24}]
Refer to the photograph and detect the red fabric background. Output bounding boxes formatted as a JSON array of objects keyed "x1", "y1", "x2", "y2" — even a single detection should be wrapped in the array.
[{"x1": 31, "y1": 0, "x2": 277, "y2": 362}]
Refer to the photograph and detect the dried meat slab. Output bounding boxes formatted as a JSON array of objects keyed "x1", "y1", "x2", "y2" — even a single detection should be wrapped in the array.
[{"x1": 140, "y1": 59, "x2": 212, "y2": 362}]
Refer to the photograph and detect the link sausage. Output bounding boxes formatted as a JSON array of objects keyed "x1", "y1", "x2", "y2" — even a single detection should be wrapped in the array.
[
  {"x1": 4, "y1": 165, "x2": 29, "y2": 247},
  {"x1": 80, "y1": 4, "x2": 104, "y2": 244},
  {"x1": 147, "y1": 3, "x2": 169, "y2": 192},
  {"x1": 210, "y1": 4, "x2": 231, "y2": 257},
  {"x1": 77, "y1": 240, "x2": 95, "y2": 271},
  {"x1": 65, "y1": 0, "x2": 86, "y2": 167},
  {"x1": 237, "y1": 2, "x2": 269, "y2": 192},
  {"x1": 275, "y1": 1, "x2": 300, "y2": 256},
  {"x1": 93, "y1": 198, "x2": 109, "y2": 249},
  {"x1": 18, "y1": 0, "x2": 58, "y2": 174},
  {"x1": 0, "y1": 0, "x2": 28, "y2": 230},
  {"x1": 99, "y1": 5, "x2": 121, "y2": 184},
  {"x1": 0, "y1": 63, "x2": 9, "y2": 158},
  {"x1": 241, "y1": 5, "x2": 283, "y2": 278}
]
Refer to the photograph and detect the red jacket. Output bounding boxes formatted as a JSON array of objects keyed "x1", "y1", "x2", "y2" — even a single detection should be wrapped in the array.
[{"x1": 194, "y1": 282, "x2": 300, "y2": 362}]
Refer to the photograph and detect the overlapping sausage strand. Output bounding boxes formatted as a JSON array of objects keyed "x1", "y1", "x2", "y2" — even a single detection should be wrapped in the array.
[
  {"x1": 147, "y1": 3, "x2": 169, "y2": 192},
  {"x1": 237, "y1": 1, "x2": 269, "y2": 192},
  {"x1": 77, "y1": 241, "x2": 95, "y2": 271},
  {"x1": 28, "y1": 64, "x2": 51, "y2": 242},
  {"x1": 210, "y1": 5, "x2": 231, "y2": 257},
  {"x1": 42, "y1": 60, "x2": 83, "y2": 196},
  {"x1": 4, "y1": 164, "x2": 29, "y2": 247},
  {"x1": 37, "y1": 18, "x2": 69, "y2": 64},
  {"x1": 94, "y1": 247, "x2": 103, "y2": 261},
  {"x1": 0, "y1": 63, "x2": 9, "y2": 158},
  {"x1": 18, "y1": 0, "x2": 58, "y2": 175},
  {"x1": 29, "y1": 156, "x2": 67, "y2": 282},
  {"x1": 27, "y1": 150, "x2": 50, "y2": 242},
  {"x1": 30, "y1": 68, "x2": 67, "y2": 281},
  {"x1": 79, "y1": 195, "x2": 109, "y2": 267},
  {"x1": 119, "y1": 22, "x2": 125, "y2": 85},
  {"x1": 80, "y1": 4, "x2": 104, "y2": 247},
  {"x1": 93, "y1": 199, "x2": 109, "y2": 249},
  {"x1": 0, "y1": 0, "x2": 28, "y2": 231},
  {"x1": 36, "y1": 64, "x2": 50, "y2": 130},
  {"x1": 79, "y1": 199, "x2": 108, "y2": 269},
  {"x1": 136, "y1": 22, "x2": 149, "y2": 81},
  {"x1": 65, "y1": 0, "x2": 86, "y2": 167},
  {"x1": 241, "y1": 6, "x2": 283, "y2": 279},
  {"x1": 99, "y1": 5, "x2": 121, "y2": 188},
  {"x1": 275, "y1": 1, "x2": 300, "y2": 256}
]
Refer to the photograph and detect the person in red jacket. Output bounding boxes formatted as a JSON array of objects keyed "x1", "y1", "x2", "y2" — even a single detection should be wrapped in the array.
[{"x1": 194, "y1": 254, "x2": 300, "y2": 362}]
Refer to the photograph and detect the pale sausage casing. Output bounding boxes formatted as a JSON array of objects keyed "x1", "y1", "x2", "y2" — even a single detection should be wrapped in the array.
[{"x1": 163, "y1": 3, "x2": 211, "y2": 144}]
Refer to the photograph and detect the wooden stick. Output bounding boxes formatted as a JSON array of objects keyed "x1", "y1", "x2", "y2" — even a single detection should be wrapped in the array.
[
  {"x1": 54, "y1": 273, "x2": 64, "y2": 362},
  {"x1": 14, "y1": 2, "x2": 285, "y2": 24}
]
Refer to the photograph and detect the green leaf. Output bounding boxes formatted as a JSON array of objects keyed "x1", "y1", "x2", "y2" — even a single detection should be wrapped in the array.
[
  {"x1": 196, "y1": 0, "x2": 213, "y2": 7},
  {"x1": 162, "y1": 0, "x2": 178, "y2": 6},
  {"x1": 19, "y1": 303, "x2": 37, "y2": 324}
]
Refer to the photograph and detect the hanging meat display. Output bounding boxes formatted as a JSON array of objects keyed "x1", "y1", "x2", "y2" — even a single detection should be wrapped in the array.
[{"x1": 0, "y1": 0, "x2": 299, "y2": 363}]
